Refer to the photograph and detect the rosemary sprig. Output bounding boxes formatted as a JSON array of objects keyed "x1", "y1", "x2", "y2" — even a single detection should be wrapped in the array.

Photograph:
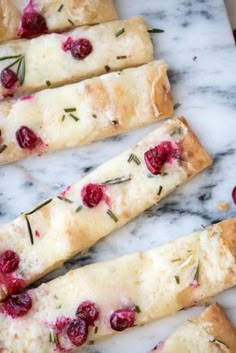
[
  {"x1": 174, "y1": 275, "x2": 180, "y2": 284},
  {"x1": 64, "y1": 108, "x2": 77, "y2": 113},
  {"x1": 117, "y1": 55, "x2": 127, "y2": 60},
  {"x1": 0, "y1": 144, "x2": 7, "y2": 153},
  {"x1": 102, "y1": 176, "x2": 132, "y2": 185},
  {"x1": 18, "y1": 56, "x2": 26, "y2": 86},
  {"x1": 192, "y1": 262, "x2": 199, "y2": 283},
  {"x1": 25, "y1": 215, "x2": 34, "y2": 245},
  {"x1": 148, "y1": 28, "x2": 165, "y2": 33},
  {"x1": 69, "y1": 113, "x2": 79, "y2": 122},
  {"x1": 104, "y1": 65, "x2": 111, "y2": 72},
  {"x1": 25, "y1": 199, "x2": 52, "y2": 216},
  {"x1": 157, "y1": 185, "x2": 163, "y2": 196},
  {"x1": 174, "y1": 103, "x2": 181, "y2": 110},
  {"x1": 107, "y1": 209, "x2": 118, "y2": 223},
  {"x1": 57, "y1": 4, "x2": 64, "y2": 12},
  {"x1": 6, "y1": 57, "x2": 21, "y2": 69},
  {"x1": 128, "y1": 153, "x2": 141, "y2": 166},
  {"x1": 0, "y1": 54, "x2": 22, "y2": 61},
  {"x1": 115, "y1": 28, "x2": 125, "y2": 37},
  {"x1": 57, "y1": 196, "x2": 73, "y2": 203}
]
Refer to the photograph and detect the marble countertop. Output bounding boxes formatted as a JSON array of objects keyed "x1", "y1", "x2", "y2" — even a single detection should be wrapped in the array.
[{"x1": 1, "y1": 0, "x2": 236, "y2": 352}]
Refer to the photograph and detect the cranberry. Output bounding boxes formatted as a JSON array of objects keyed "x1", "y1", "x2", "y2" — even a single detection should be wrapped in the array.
[
  {"x1": 67, "y1": 318, "x2": 88, "y2": 347},
  {"x1": 110, "y1": 308, "x2": 135, "y2": 331},
  {"x1": 54, "y1": 316, "x2": 72, "y2": 333},
  {"x1": 144, "y1": 141, "x2": 175, "y2": 175},
  {"x1": 232, "y1": 186, "x2": 236, "y2": 205},
  {"x1": 0, "y1": 68, "x2": 18, "y2": 89},
  {"x1": 16, "y1": 126, "x2": 39, "y2": 150},
  {"x1": 70, "y1": 39, "x2": 93, "y2": 59},
  {"x1": 76, "y1": 301, "x2": 99, "y2": 326},
  {"x1": 81, "y1": 184, "x2": 103, "y2": 208},
  {"x1": 0, "y1": 273, "x2": 25, "y2": 295},
  {"x1": 0, "y1": 251, "x2": 19, "y2": 273},
  {"x1": 3, "y1": 293, "x2": 32, "y2": 318},
  {"x1": 20, "y1": 12, "x2": 48, "y2": 38}
]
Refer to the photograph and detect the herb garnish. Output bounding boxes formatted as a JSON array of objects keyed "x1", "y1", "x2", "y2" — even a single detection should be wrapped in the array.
[
  {"x1": 173, "y1": 103, "x2": 181, "y2": 110},
  {"x1": 134, "y1": 305, "x2": 142, "y2": 313},
  {"x1": 192, "y1": 262, "x2": 199, "y2": 283},
  {"x1": 46, "y1": 80, "x2": 51, "y2": 87},
  {"x1": 102, "y1": 176, "x2": 132, "y2": 185},
  {"x1": 0, "y1": 54, "x2": 26, "y2": 86},
  {"x1": 92, "y1": 114, "x2": 97, "y2": 119},
  {"x1": 171, "y1": 258, "x2": 182, "y2": 263},
  {"x1": 115, "y1": 28, "x2": 125, "y2": 37},
  {"x1": 88, "y1": 340, "x2": 94, "y2": 345},
  {"x1": 128, "y1": 153, "x2": 141, "y2": 166},
  {"x1": 107, "y1": 209, "x2": 118, "y2": 223},
  {"x1": 209, "y1": 339, "x2": 229, "y2": 348},
  {"x1": 49, "y1": 330, "x2": 59, "y2": 344},
  {"x1": 69, "y1": 113, "x2": 79, "y2": 122},
  {"x1": 157, "y1": 185, "x2": 163, "y2": 196},
  {"x1": 170, "y1": 128, "x2": 182, "y2": 136},
  {"x1": 64, "y1": 108, "x2": 77, "y2": 113},
  {"x1": 62, "y1": 108, "x2": 79, "y2": 122},
  {"x1": 25, "y1": 199, "x2": 52, "y2": 215},
  {"x1": 57, "y1": 4, "x2": 64, "y2": 12},
  {"x1": 117, "y1": 55, "x2": 127, "y2": 60},
  {"x1": 57, "y1": 196, "x2": 73, "y2": 203},
  {"x1": 25, "y1": 215, "x2": 34, "y2": 245},
  {"x1": 175, "y1": 275, "x2": 180, "y2": 284},
  {"x1": 0, "y1": 144, "x2": 7, "y2": 153},
  {"x1": 68, "y1": 19, "x2": 74, "y2": 26},
  {"x1": 148, "y1": 28, "x2": 165, "y2": 33},
  {"x1": 94, "y1": 327, "x2": 98, "y2": 334},
  {"x1": 75, "y1": 205, "x2": 83, "y2": 213},
  {"x1": 104, "y1": 65, "x2": 111, "y2": 72}
]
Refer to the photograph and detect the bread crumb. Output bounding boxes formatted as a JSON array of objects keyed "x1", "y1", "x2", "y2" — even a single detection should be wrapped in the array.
[{"x1": 216, "y1": 202, "x2": 230, "y2": 211}]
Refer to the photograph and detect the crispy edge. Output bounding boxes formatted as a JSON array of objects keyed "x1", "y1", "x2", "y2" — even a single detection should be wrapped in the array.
[
  {"x1": 151, "y1": 61, "x2": 174, "y2": 120},
  {"x1": 219, "y1": 218, "x2": 236, "y2": 259},
  {"x1": 199, "y1": 303, "x2": 236, "y2": 352},
  {"x1": 178, "y1": 116, "x2": 213, "y2": 177},
  {"x1": 0, "y1": 0, "x2": 20, "y2": 43}
]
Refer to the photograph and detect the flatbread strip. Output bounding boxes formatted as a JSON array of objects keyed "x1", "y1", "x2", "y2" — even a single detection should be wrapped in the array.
[
  {"x1": 0, "y1": 219, "x2": 235, "y2": 352},
  {"x1": 151, "y1": 304, "x2": 236, "y2": 353},
  {"x1": 0, "y1": 60, "x2": 173, "y2": 165},
  {"x1": 0, "y1": 116, "x2": 212, "y2": 301},
  {"x1": 0, "y1": 17, "x2": 153, "y2": 99},
  {"x1": 0, "y1": 0, "x2": 118, "y2": 44}
]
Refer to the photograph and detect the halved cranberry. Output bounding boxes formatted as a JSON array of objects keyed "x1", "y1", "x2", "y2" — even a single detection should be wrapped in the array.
[
  {"x1": 16, "y1": 126, "x2": 39, "y2": 150},
  {"x1": 54, "y1": 316, "x2": 72, "y2": 334},
  {"x1": 3, "y1": 293, "x2": 32, "y2": 318},
  {"x1": 70, "y1": 39, "x2": 93, "y2": 60},
  {"x1": 67, "y1": 318, "x2": 88, "y2": 347},
  {"x1": 110, "y1": 308, "x2": 135, "y2": 331},
  {"x1": 81, "y1": 184, "x2": 103, "y2": 208},
  {"x1": 0, "y1": 68, "x2": 18, "y2": 89},
  {"x1": 0, "y1": 273, "x2": 25, "y2": 295},
  {"x1": 20, "y1": 12, "x2": 48, "y2": 38},
  {"x1": 0, "y1": 251, "x2": 20, "y2": 273},
  {"x1": 76, "y1": 301, "x2": 99, "y2": 326},
  {"x1": 144, "y1": 141, "x2": 176, "y2": 175},
  {"x1": 232, "y1": 186, "x2": 236, "y2": 205}
]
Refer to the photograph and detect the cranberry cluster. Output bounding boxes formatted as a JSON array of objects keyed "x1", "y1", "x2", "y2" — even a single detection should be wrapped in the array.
[{"x1": 62, "y1": 37, "x2": 93, "y2": 60}]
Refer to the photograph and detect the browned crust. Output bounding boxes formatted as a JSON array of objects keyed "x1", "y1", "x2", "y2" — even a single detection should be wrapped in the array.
[
  {"x1": 199, "y1": 304, "x2": 236, "y2": 352},
  {"x1": 0, "y1": 0, "x2": 20, "y2": 43},
  {"x1": 152, "y1": 64, "x2": 174, "y2": 119},
  {"x1": 219, "y1": 219, "x2": 236, "y2": 259},
  {"x1": 178, "y1": 116, "x2": 213, "y2": 177}
]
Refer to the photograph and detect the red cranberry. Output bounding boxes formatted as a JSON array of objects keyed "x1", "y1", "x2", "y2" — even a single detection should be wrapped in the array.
[
  {"x1": 71, "y1": 39, "x2": 93, "y2": 59},
  {"x1": 232, "y1": 186, "x2": 236, "y2": 205},
  {"x1": 16, "y1": 126, "x2": 39, "y2": 150},
  {"x1": 0, "y1": 251, "x2": 20, "y2": 273},
  {"x1": 110, "y1": 308, "x2": 135, "y2": 331},
  {"x1": 76, "y1": 301, "x2": 99, "y2": 326},
  {"x1": 54, "y1": 316, "x2": 72, "y2": 334},
  {"x1": 0, "y1": 68, "x2": 18, "y2": 89},
  {"x1": 3, "y1": 293, "x2": 32, "y2": 318},
  {"x1": 67, "y1": 318, "x2": 88, "y2": 347},
  {"x1": 20, "y1": 12, "x2": 48, "y2": 38},
  {"x1": 81, "y1": 184, "x2": 103, "y2": 208},
  {"x1": 144, "y1": 141, "x2": 174, "y2": 175},
  {"x1": 0, "y1": 273, "x2": 25, "y2": 295}
]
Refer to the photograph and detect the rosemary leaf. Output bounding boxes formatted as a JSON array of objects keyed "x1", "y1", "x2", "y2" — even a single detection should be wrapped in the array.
[
  {"x1": 6, "y1": 57, "x2": 21, "y2": 69},
  {"x1": 209, "y1": 339, "x2": 229, "y2": 348},
  {"x1": 104, "y1": 65, "x2": 111, "y2": 72},
  {"x1": 157, "y1": 185, "x2": 163, "y2": 196},
  {"x1": 46, "y1": 80, "x2": 51, "y2": 87},
  {"x1": 25, "y1": 215, "x2": 34, "y2": 245},
  {"x1": 75, "y1": 205, "x2": 83, "y2": 213},
  {"x1": 92, "y1": 114, "x2": 97, "y2": 119},
  {"x1": 102, "y1": 176, "x2": 132, "y2": 185},
  {"x1": 68, "y1": 18, "x2": 74, "y2": 26},
  {"x1": 69, "y1": 113, "x2": 79, "y2": 122},
  {"x1": 171, "y1": 258, "x2": 182, "y2": 263},
  {"x1": 117, "y1": 55, "x2": 127, "y2": 60},
  {"x1": 57, "y1": 196, "x2": 73, "y2": 204},
  {"x1": 64, "y1": 108, "x2": 77, "y2": 113},
  {"x1": 128, "y1": 153, "x2": 141, "y2": 166},
  {"x1": 0, "y1": 144, "x2": 7, "y2": 153},
  {"x1": 115, "y1": 28, "x2": 125, "y2": 37},
  {"x1": 175, "y1": 275, "x2": 180, "y2": 284},
  {"x1": 134, "y1": 305, "x2": 142, "y2": 313},
  {"x1": 107, "y1": 209, "x2": 118, "y2": 223},
  {"x1": 193, "y1": 262, "x2": 200, "y2": 282},
  {"x1": 57, "y1": 4, "x2": 64, "y2": 12},
  {"x1": 94, "y1": 327, "x2": 98, "y2": 334},
  {"x1": 174, "y1": 103, "x2": 181, "y2": 110},
  {"x1": 0, "y1": 54, "x2": 22, "y2": 61},
  {"x1": 19, "y1": 56, "x2": 26, "y2": 86},
  {"x1": 25, "y1": 199, "x2": 53, "y2": 216},
  {"x1": 148, "y1": 28, "x2": 165, "y2": 33},
  {"x1": 61, "y1": 115, "x2": 66, "y2": 122}
]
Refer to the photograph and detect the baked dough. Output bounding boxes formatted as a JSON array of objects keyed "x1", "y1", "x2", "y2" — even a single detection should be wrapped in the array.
[
  {"x1": 0, "y1": 17, "x2": 154, "y2": 98},
  {"x1": 0, "y1": 60, "x2": 173, "y2": 165},
  {"x1": 0, "y1": 117, "x2": 212, "y2": 301},
  {"x1": 0, "y1": 0, "x2": 118, "y2": 43},
  {"x1": 0, "y1": 219, "x2": 235, "y2": 352},
  {"x1": 151, "y1": 304, "x2": 236, "y2": 353}
]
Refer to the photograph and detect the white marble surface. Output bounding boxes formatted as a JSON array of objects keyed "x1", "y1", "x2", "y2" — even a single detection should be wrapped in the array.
[{"x1": 1, "y1": 0, "x2": 236, "y2": 352}]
